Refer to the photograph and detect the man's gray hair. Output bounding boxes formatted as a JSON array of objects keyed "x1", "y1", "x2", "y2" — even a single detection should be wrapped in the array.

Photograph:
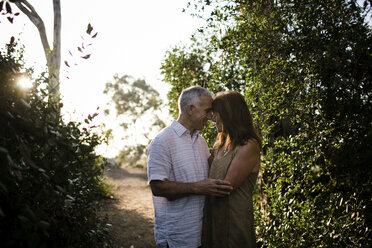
[{"x1": 178, "y1": 86, "x2": 213, "y2": 113}]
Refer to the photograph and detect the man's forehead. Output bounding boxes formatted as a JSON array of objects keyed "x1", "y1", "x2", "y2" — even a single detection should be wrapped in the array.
[
  {"x1": 200, "y1": 94, "x2": 213, "y2": 103},
  {"x1": 193, "y1": 94, "x2": 212, "y2": 110}
]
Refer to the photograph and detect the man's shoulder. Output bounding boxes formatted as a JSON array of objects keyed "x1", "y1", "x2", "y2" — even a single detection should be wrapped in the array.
[
  {"x1": 150, "y1": 125, "x2": 176, "y2": 147},
  {"x1": 154, "y1": 125, "x2": 174, "y2": 139}
]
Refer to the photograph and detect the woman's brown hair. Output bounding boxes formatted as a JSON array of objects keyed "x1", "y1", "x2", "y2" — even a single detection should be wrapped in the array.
[{"x1": 212, "y1": 91, "x2": 262, "y2": 151}]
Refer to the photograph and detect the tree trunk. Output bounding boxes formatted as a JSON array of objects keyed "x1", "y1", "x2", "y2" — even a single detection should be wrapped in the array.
[
  {"x1": 14, "y1": 0, "x2": 61, "y2": 95},
  {"x1": 49, "y1": 0, "x2": 61, "y2": 94}
]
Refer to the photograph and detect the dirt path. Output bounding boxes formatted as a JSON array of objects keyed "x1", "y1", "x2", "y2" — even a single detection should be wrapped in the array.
[{"x1": 100, "y1": 163, "x2": 156, "y2": 248}]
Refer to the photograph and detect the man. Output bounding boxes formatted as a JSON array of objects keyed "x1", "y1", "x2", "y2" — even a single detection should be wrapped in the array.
[{"x1": 147, "y1": 86, "x2": 233, "y2": 248}]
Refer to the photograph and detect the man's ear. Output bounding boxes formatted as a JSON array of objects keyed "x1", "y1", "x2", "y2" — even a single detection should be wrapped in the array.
[{"x1": 186, "y1": 104, "x2": 194, "y2": 116}]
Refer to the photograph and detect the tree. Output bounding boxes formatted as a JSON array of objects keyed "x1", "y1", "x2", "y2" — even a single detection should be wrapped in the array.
[
  {"x1": 161, "y1": 0, "x2": 371, "y2": 246},
  {"x1": 103, "y1": 74, "x2": 167, "y2": 167},
  {"x1": 0, "y1": 0, "x2": 96, "y2": 95},
  {"x1": 1, "y1": 0, "x2": 61, "y2": 94}
]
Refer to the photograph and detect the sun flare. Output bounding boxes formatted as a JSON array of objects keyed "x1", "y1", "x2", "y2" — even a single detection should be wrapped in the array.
[{"x1": 18, "y1": 77, "x2": 33, "y2": 89}]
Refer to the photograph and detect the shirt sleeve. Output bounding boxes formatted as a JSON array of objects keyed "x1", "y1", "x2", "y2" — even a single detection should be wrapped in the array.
[{"x1": 147, "y1": 136, "x2": 171, "y2": 183}]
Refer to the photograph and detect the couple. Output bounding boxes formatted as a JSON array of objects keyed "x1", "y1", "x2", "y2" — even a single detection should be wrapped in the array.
[{"x1": 147, "y1": 86, "x2": 261, "y2": 248}]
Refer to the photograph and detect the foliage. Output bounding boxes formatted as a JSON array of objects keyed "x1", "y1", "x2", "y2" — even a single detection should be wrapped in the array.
[
  {"x1": 160, "y1": 41, "x2": 224, "y2": 146},
  {"x1": 64, "y1": 23, "x2": 98, "y2": 74},
  {"x1": 103, "y1": 74, "x2": 167, "y2": 167},
  {"x1": 161, "y1": 0, "x2": 372, "y2": 247},
  {"x1": 0, "y1": 39, "x2": 112, "y2": 247},
  {"x1": 116, "y1": 144, "x2": 147, "y2": 168}
]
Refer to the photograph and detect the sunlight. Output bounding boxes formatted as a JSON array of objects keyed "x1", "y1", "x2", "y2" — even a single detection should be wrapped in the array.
[{"x1": 17, "y1": 76, "x2": 33, "y2": 89}]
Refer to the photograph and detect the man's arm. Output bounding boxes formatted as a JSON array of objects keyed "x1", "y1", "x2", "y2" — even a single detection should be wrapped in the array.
[{"x1": 150, "y1": 178, "x2": 233, "y2": 201}]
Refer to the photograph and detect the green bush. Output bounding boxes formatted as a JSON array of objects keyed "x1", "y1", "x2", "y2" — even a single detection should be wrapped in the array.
[
  {"x1": 0, "y1": 39, "x2": 111, "y2": 247},
  {"x1": 161, "y1": 1, "x2": 371, "y2": 246}
]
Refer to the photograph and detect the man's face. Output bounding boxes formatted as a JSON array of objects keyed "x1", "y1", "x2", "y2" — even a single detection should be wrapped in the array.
[{"x1": 190, "y1": 94, "x2": 213, "y2": 131}]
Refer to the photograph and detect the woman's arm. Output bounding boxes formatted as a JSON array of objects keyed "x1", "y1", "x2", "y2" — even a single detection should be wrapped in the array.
[{"x1": 224, "y1": 139, "x2": 260, "y2": 189}]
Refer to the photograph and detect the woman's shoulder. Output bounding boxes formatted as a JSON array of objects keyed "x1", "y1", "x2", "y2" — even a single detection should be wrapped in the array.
[
  {"x1": 234, "y1": 139, "x2": 261, "y2": 172},
  {"x1": 236, "y1": 139, "x2": 260, "y2": 153}
]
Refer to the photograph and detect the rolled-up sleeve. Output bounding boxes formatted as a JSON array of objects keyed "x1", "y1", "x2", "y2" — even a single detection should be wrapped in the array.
[{"x1": 147, "y1": 137, "x2": 171, "y2": 183}]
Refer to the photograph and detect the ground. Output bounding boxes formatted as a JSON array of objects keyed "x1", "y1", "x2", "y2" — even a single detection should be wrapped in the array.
[{"x1": 100, "y1": 163, "x2": 157, "y2": 248}]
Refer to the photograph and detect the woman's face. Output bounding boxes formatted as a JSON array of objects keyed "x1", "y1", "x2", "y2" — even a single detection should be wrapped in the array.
[{"x1": 212, "y1": 112, "x2": 223, "y2": 133}]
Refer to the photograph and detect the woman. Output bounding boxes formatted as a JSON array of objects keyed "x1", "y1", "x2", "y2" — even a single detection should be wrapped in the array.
[{"x1": 202, "y1": 91, "x2": 261, "y2": 248}]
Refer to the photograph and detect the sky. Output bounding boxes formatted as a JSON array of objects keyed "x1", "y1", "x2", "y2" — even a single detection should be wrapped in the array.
[{"x1": 1, "y1": 0, "x2": 207, "y2": 157}]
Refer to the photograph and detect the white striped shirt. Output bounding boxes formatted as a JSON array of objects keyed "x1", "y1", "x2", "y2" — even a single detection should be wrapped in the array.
[{"x1": 147, "y1": 120, "x2": 210, "y2": 248}]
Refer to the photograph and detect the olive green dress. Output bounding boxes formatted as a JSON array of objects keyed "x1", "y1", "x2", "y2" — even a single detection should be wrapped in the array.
[{"x1": 202, "y1": 148, "x2": 258, "y2": 248}]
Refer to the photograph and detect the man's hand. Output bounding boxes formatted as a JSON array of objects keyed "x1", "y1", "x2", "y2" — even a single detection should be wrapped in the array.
[{"x1": 194, "y1": 179, "x2": 233, "y2": 197}]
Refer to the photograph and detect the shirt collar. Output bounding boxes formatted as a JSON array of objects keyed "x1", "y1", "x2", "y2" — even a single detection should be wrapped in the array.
[{"x1": 171, "y1": 120, "x2": 199, "y2": 138}]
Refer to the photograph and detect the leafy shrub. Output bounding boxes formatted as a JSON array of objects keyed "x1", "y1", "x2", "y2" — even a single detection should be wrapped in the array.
[
  {"x1": 161, "y1": 1, "x2": 371, "y2": 247},
  {"x1": 0, "y1": 39, "x2": 112, "y2": 247}
]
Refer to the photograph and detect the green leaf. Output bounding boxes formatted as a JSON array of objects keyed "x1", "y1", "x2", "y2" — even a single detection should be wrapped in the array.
[
  {"x1": 66, "y1": 194, "x2": 75, "y2": 201},
  {"x1": 18, "y1": 215, "x2": 30, "y2": 223},
  {"x1": 38, "y1": 220, "x2": 50, "y2": 229},
  {"x1": 0, "y1": 147, "x2": 8, "y2": 154},
  {"x1": 56, "y1": 185, "x2": 66, "y2": 193},
  {"x1": 5, "y1": 1, "x2": 11, "y2": 13},
  {"x1": 86, "y1": 23, "x2": 93, "y2": 35},
  {"x1": 81, "y1": 54, "x2": 91, "y2": 59}
]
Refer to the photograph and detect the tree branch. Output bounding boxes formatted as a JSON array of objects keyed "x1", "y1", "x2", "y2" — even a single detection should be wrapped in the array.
[
  {"x1": 14, "y1": 0, "x2": 50, "y2": 63},
  {"x1": 52, "y1": 0, "x2": 61, "y2": 74}
]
